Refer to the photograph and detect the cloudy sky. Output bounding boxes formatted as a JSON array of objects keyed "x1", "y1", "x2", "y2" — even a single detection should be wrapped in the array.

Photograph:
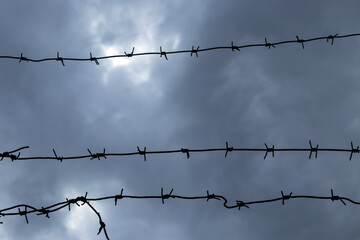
[{"x1": 1, "y1": 0, "x2": 360, "y2": 239}]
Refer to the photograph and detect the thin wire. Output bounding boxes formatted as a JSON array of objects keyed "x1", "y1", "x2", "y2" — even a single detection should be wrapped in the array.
[
  {"x1": 0, "y1": 188, "x2": 355, "y2": 239},
  {"x1": 2, "y1": 33, "x2": 359, "y2": 65},
  {"x1": 2, "y1": 141, "x2": 359, "y2": 162}
]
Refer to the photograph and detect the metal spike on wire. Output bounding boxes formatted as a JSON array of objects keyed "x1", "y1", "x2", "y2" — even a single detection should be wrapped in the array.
[
  {"x1": 0, "y1": 146, "x2": 29, "y2": 161},
  {"x1": 56, "y1": 52, "x2": 65, "y2": 66},
  {"x1": 2, "y1": 141, "x2": 360, "y2": 162},
  {"x1": 124, "y1": 47, "x2": 135, "y2": 57},
  {"x1": 190, "y1": 46, "x2": 200, "y2": 57},
  {"x1": 90, "y1": 52, "x2": 99, "y2": 65},
  {"x1": 296, "y1": 35, "x2": 305, "y2": 49},
  {"x1": 0, "y1": 188, "x2": 357, "y2": 239},
  {"x1": 3, "y1": 33, "x2": 360, "y2": 65}
]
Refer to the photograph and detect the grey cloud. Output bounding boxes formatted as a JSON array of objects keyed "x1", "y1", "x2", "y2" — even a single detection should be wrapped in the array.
[{"x1": 0, "y1": 1, "x2": 360, "y2": 239}]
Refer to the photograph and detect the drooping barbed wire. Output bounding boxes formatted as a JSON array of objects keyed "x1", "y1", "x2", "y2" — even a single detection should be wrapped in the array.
[
  {"x1": 2, "y1": 33, "x2": 360, "y2": 65},
  {"x1": 0, "y1": 188, "x2": 356, "y2": 239},
  {"x1": 1, "y1": 141, "x2": 360, "y2": 162}
]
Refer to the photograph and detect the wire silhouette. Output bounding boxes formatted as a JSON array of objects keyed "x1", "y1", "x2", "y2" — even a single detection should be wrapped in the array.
[
  {"x1": 2, "y1": 141, "x2": 360, "y2": 162},
  {"x1": 0, "y1": 188, "x2": 356, "y2": 239},
  {"x1": 1, "y1": 33, "x2": 359, "y2": 65},
  {"x1": 3, "y1": 30, "x2": 360, "y2": 239}
]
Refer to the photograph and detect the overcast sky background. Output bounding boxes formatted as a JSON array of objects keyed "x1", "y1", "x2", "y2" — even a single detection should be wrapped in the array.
[{"x1": 0, "y1": 0, "x2": 360, "y2": 239}]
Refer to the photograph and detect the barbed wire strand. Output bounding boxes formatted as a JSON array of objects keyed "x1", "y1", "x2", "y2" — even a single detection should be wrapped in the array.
[
  {"x1": 0, "y1": 188, "x2": 356, "y2": 239},
  {"x1": 2, "y1": 141, "x2": 360, "y2": 162},
  {"x1": 2, "y1": 33, "x2": 359, "y2": 65}
]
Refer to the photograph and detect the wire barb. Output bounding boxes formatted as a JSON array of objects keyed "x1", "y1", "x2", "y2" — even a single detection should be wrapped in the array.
[
  {"x1": 236, "y1": 200, "x2": 249, "y2": 210},
  {"x1": 181, "y1": 148, "x2": 190, "y2": 159},
  {"x1": 225, "y1": 141, "x2": 233, "y2": 158},
  {"x1": 1, "y1": 146, "x2": 29, "y2": 161},
  {"x1": 97, "y1": 220, "x2": 106, "y2": 235},
  {"x1": 79, "y1": 192, "x2": 88, "y2": 205},
  {"x1": 327, "y1": 34, "x2": 338, "y2": 45},
  {"x1": 296, "y1": 35, "x2": 305, "y2": 49},
  {"x1": 1, "y1": 152, "x2": 20, "y2": 161},
  {"x1": 309, "y1": 140, "x2": 319, "y2": 159},
  {"x1": 231, "y1": 41, "x2": 240, "y2": 51},
  {"x1": 330, "y1": 189, "x2": 346, "y2": 206},
  {"x1": 264, "y1": 38, "x2": 275, "y2": 49},
  {"x1": 90, "y1": 52, "x2": 99, "y2": 65},
  {"x1": 161, "y1": 188, "x2": 174, "y2": 204},
  {"x1": 190, "y1": 46, "x2": 200, "y2": 57},
  {"x1": 264, "y1": 143, "x2": 275, "y2": 159},
  {"x1": 206, "y1": 190, "x2": 221, "y2": 201},
  {"x1": 160, "y1": 46, "x2": 168, "y2": 60},
  {"x1": 281, "y1": 191, "x2": 293, "y2": 205},
  {"x1": 87, "y1": 148, "x2": 106, "y2": 160},
  {"x1": 137, "y1": 146, "x2": 147, "y2": 161},
  {"x1": 349, "y1": 142, "x2": 359, "y2": 161},
  {"x1": 66, "y1": 198, "x2": 77, "y2": 211},
  {"x1": 56, "y1": 52, "x2": 65, "y2": 66},
  {"x1": 66, "y1": 193, "x2": 88, "y2": 210},
  {"x1": 124, "y1": 47, "x2": 135, "y2": 57},
  {"x1": 18, "y1": 207, "x2": 29, "y2": 224},
  {"x1": 19, "y1": 53, "x2": 29, "y2": 62},
  {"x1": 115, "y1": 189, "x2": 124, "y2": 206},
  {"x1": 52, "y1": 149, "x2": 63, "y2": 162}
]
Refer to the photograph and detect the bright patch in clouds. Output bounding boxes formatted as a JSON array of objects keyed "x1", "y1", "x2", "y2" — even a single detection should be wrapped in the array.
[
  {"x1": 172, "y1": 34, "x2": 181, "y2": 50},
  {"x1": 65, "y1": 204, "x2": 98, "y2": 239},
  {"x1": 100, "y1": 43, "x2": 153, "y2": 85},
  {"x1": 101, "y1": 45, "x2": 131, "y2": 67},
  {"x1": 83, "y1": 2, "x2": 181, "y2": 85},
  {"x1": 62, "y1": 186, "x2": 108, "y2": 239}
]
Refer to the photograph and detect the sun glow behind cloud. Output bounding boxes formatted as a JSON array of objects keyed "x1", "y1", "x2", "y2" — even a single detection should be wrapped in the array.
[
  {"x1": 82, "y1": 1, "x2": 183, "y2": 86},
  {"x1": 99, "y1": 43, "x2": 153, "y2": 85},
  {"x1": 62, "y1": 185, "x2": 108, "y2": 240},
  {"x1": 101, "y1": 45, "x2": 131, "y2": 67},
  {"x1": 65, "y1": 204, "x2": 97, "y2": 239}
]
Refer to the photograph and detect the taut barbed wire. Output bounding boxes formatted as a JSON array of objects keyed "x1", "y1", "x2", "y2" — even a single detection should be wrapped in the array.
[
  {"x1": 1, "y1": 33, "x2": 359, "y2": 65},
  {"x1": 0, "y1": 188, "x2": 356, "y2": 239},
  {"x1": 1, "y1": 141, "x2": 359, "y2": 162}
]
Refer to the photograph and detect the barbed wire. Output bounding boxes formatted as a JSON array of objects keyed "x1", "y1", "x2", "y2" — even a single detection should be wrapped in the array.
[
  {"x1": 1, "y1": 141, "x2": 360, "y2": 162},
  {"x1": 1, "y1": 33, "x2": 359, "y2": 65},
  {"x1": 0, "y1": 188, "x2": 356, "y2": 239}
]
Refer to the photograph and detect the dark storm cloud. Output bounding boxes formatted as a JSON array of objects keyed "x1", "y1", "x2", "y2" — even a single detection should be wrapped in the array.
[
  {"x1": 149, "y1": 1, "x2": 360, "y2": 239},
  {"x1": 0, "y1": 1, "x2": 360, "y2": 239},
  {"x1": 0, "y1": 2, "x2": 106, "y2": 239}
]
